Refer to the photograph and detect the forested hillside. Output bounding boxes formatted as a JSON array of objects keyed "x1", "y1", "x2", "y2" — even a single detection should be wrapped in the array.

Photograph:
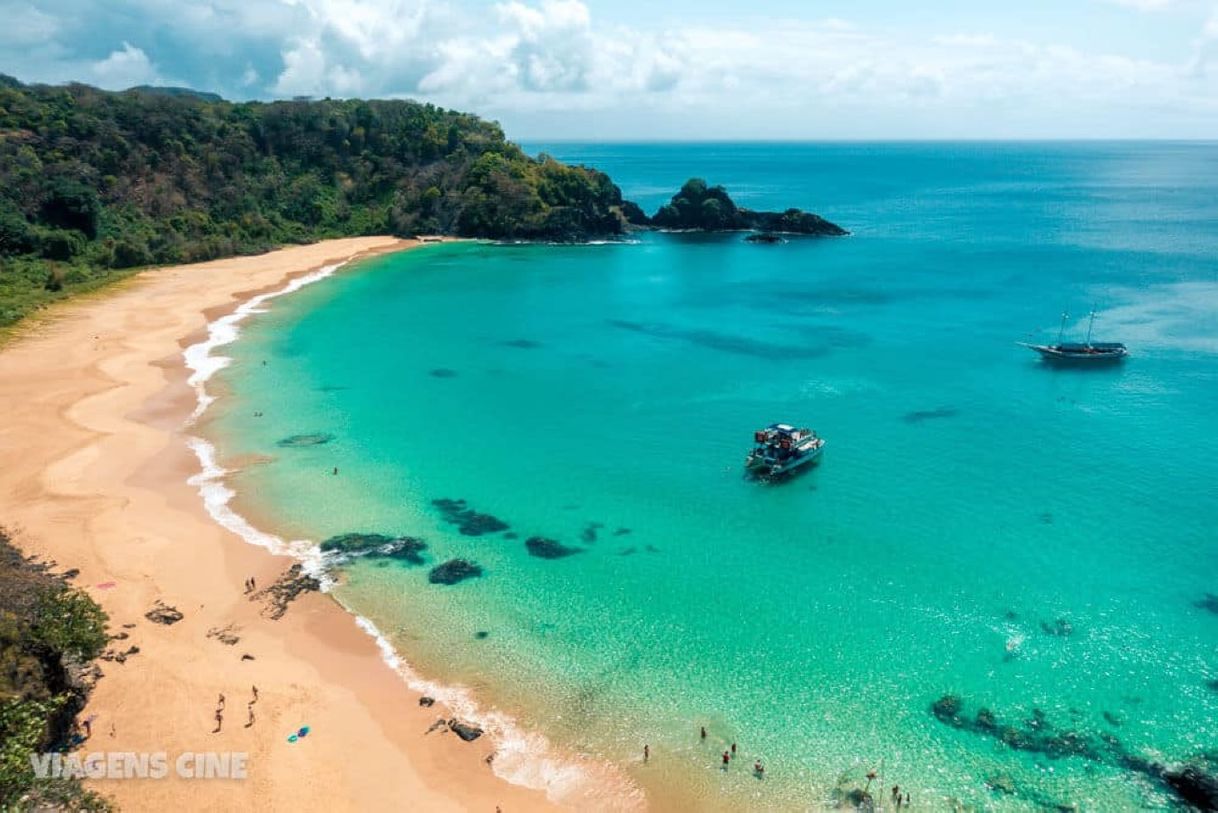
[{"x1": 0, "y1": 76, "x2": 629, "y2": 327}]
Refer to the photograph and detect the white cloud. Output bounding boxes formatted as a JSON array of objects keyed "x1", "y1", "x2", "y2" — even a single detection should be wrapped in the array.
[
  {"x1": 0, "y1": 1, "x2": 59, "y2": 45},
  {"x1": 3, "y1": 0, "x2": 1218, "y2": 137},
  {"x1": 90, "y1": 42, "x2": 158, "y2": 87}
]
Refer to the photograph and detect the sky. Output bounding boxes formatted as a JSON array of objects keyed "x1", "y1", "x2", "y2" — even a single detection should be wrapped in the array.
[{"x1": 2, "y1": 0, "x2": 1217, "y2": 139}]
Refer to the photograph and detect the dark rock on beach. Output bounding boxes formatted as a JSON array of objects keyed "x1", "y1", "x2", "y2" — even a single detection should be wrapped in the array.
[
  {"x1": 447, "y1": 718, "x2": 484, "y2": 741},
  {"x1": 431, "y1": 498, "x2": 510, "y2": 536},
  {"x1": 251, "y1": 564, "x2": 321, "y2": 619},
  {"x1": 145, "y1": 600, "x2": 184, "y2": 625},
  {"x1": 525, "y1": 536, "x2": 583, "y2": 559},
  {"x1": 275, "y1": 433, "x2": 335, "y2": 448},
  {"x1": 418, "y1": 696, "x2": 435, "y2": 707},
  {"x1": 428, "y1": 558, "x2": 483, "y2": 585}
]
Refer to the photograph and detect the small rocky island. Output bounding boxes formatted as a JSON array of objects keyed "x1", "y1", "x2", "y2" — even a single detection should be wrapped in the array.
[{"x1": 623, "y1": 178, "x2": 848, "y2": 237}]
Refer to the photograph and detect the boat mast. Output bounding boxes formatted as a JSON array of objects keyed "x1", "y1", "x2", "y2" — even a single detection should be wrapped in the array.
[
  {"x1": 1086, "y1": 309, "x2": 1096, "y2": 348},
  {"x1": 1057, "y1": 311, "x2": 1069, "y2": 346}
]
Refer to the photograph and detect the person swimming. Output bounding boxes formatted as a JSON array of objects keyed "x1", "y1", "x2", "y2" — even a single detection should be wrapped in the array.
[{"x1": 754, "y1": 760, "x2": 764, "y2": 777}]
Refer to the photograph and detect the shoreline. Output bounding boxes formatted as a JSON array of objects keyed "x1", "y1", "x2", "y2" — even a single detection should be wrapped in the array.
[
  {"x1": 183, "y1": 243, "x2": 643, "y2": 808},
  {"x1": 0, "y1": 238, "x2": 568, "y2": 811}
]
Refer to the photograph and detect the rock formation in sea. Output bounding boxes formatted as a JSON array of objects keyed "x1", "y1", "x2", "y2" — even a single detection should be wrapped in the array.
[
  {"x1": 320, "y1": 532, "x2": 428, "y2": 565},
  {"x1": 275, "y1": 433, "x2": 336, "y2": 448},
  {"x1": 744, "y1": 232, "x2": 785, "y2": 244},
  {"x1": 428, "y1": 558, "x2": 483, "y2": 585},
  {"x1": 431, "y1": 498, "x2": 510, "y2": 536},
  {"x1": 929, "y1": 693, "x2": 1218, "y2": 809},
  {"x1": 524, "y1": 536, "x2": 583, "y2": 559},
  {"x1": 640, "y1": 178, "x2": 849, "y2": 237}
]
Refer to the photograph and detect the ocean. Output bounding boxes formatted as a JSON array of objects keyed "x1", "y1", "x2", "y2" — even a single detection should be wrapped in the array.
[{"x1": 199, "y1": 142, "x2": 1218, "y2": 809}]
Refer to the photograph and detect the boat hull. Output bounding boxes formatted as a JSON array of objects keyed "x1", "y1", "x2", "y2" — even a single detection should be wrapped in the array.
[
  {"x1": 1021, "y1": 343, "x2": 1127, "y2": 364},
  {"x1": 745, "y1": 442, "x2": 825, "y2": 478}
]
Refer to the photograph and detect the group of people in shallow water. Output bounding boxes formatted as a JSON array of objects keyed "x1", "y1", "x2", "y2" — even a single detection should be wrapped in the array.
[
  {"x1": 641, "y1": 726, "x2": 764, "y2": 778},
  {"x1": 641, "y1": 726, "x2": 913, "y2": 806}
]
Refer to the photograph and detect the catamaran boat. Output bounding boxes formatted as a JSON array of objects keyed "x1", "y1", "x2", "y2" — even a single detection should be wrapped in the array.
[
  {"x1": 1020, "y1": 310, "x2": 1127, "y2": 364},
  {"x1": 745, "y1": 423, "x2": 825, "y2": 478}
]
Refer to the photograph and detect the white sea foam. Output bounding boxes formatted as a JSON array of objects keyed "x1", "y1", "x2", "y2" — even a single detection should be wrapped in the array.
[
  {"x1": 350, "y1": 614, "x2": 636, "y2": 808},
  {"x1": 184, "y1": 262, "x2": 342, "y2": 422},
  {"x1": 180, "y1": 257, "x2": 638, "y2": 809}
]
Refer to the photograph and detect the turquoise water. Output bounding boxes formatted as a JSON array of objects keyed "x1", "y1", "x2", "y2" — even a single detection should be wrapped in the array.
[{"x1": 210, "y1": 143, "x2": 1218, "y2": 809}]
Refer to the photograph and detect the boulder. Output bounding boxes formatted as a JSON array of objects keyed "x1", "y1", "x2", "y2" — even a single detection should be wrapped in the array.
[
  {"x1": 320, "y1": 533, "x2": 427, "y2": 564},
  {"x1": 1164, "y1": 764, "x2": 1218, "y2": 811},
  {"x1": 931, "y1": 694, "x2": 963, "y2": 726},
  {"x1": 144, "y1": 601, "x2": 184, "y2": 625},
  {"x1": 525, "y1": 536, "x2": 583, "y2": 560},
  {"x1": 432, "y1": 498, "x2": 510, "y2": 536},
  {"x1": 252, "y1": 564, "x2": 321, "y2": 620},
  {"x1": 428, "y1": 558, "x2": 483, "y2": 585},
  {"x1": 744, "y1": 232, "x2": 784, "y2": 244},
  {"x1": 448, "y1": 718, "x2": 484, "y2": 742}
]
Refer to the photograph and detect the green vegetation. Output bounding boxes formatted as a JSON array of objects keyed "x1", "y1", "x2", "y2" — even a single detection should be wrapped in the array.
[
  {"x1": 0, "y1": 527, "x2": 111, "y2": 809},
  {"x1": 648, "y1": 178, "x2": 848, "y2": 236},
  {"x1": 0, "y1": 75, "x2": 630, "y2": 328}
]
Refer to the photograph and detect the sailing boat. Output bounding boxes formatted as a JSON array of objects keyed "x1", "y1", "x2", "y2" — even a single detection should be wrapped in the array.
[{"x1": 1020, "y1": 310, "x2": 1127, "y2": 364}]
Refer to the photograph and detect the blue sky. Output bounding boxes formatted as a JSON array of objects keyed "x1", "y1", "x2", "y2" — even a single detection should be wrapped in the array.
[{"x1": 2, "y1": 0, "x2": 1216, "y2": 139}]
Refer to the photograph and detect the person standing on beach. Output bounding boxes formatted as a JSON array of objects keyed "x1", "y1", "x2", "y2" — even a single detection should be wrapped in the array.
[
  {"x1": 701, "y1": 726, "x2": 707, "y2": 740},
  {"x1": 251, "y1": 685, "x2": 259, "y2": 702},
  {"x1": 731, "y1": 742, "x2": 736, "y2": 757},
  {"x1": 643, "y1": 744, "x2": 649, "y2": 763}
]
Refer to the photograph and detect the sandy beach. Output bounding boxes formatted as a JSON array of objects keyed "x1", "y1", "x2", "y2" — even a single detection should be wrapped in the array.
[{"x1": 0, "y1": 238, "x2": 557, "y2": 811}]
